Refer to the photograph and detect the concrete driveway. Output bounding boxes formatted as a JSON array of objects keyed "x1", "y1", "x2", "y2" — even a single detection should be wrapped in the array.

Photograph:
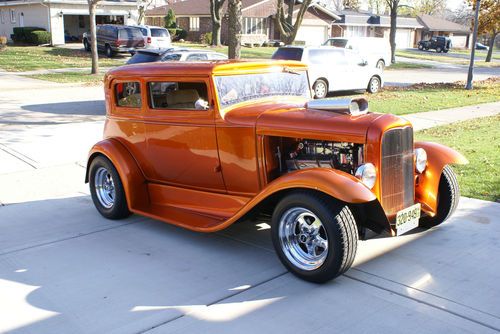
[{"x1": 1, "y1": 74, "x2": 499, "y2": 333}]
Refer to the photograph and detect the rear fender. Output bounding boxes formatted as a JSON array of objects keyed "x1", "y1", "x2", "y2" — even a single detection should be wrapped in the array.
[
  {"x1": 415, "y1": 141, "x2": 468, "y2": 215},
  {"x1": 86, "y1": 138, "x2": 149, "y2": 210}
]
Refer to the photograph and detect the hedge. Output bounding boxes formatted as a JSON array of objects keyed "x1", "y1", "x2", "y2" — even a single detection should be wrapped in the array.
[
  {"x1": 28, "y1": 31, "x2": 51, "y2": 45},
  {"x1": 11, "y1": 27, "x2": 48, "y2": 44}
]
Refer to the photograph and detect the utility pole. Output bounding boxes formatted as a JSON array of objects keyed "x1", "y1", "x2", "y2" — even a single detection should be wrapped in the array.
[{"x1": 466, "y1": 0, "x2": 481, "y2": 90}]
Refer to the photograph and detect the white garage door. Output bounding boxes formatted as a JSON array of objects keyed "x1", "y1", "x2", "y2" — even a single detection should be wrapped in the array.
[
  {"x1": 395, "y1": 29, "x2": 411, "y2": 49},
  {"x1": 450, "y1": 35, "x2": 467, "y2": 48},
  {"x1": 295, "y1": 25, "x2": 327, "y2": 46}
]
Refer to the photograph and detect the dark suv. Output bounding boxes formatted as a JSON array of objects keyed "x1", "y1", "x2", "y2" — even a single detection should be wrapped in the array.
[
  {"x1": 83, "y1": 25, "x2": 145, "y2": 57},
  {"x1": 417, "y1": 36, "x2": 452, "y2": 53}
]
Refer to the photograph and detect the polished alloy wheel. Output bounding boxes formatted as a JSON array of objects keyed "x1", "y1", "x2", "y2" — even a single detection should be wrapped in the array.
[
  {"x1": 278, "y1": 207, "x2": 329, "y2": 271},
  {"x1": 94, "y1": 167, "x2": 115, "y2": 209},
  {"x1": 369, "y1": 77, "x2": 380, "y2": 93}
]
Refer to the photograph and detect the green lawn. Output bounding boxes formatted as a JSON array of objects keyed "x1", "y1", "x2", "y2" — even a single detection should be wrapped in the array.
[
  {"x1": 386, "y1": 61, "x2": 434, "y2": 70},
  {"x1": 449, "y1": 48, "x2": 500, "y2": 60},
  {"x1": 0, "y1": 46, "x2": 126, "y2": 72},
  {"x1": 396, "y1": 50, "x2": 500, "y2": 67},
  {"x1": 415, "y1": 116, "x2": 500, "y2": 202},
  {"x1": 366, "y1": 78, "x2": 500, "y2": 115},
  {"x1": 27, "y1": 72, "x2": 105, "y2": 84}
]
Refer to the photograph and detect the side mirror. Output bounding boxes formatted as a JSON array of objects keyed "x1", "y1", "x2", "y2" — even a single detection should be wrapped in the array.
[{"x1": 358, "y1": 60, "x2": 368, "y2": 66}]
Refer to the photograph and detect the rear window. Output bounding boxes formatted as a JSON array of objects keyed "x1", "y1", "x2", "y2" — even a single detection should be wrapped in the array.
[
  {"x1": 308, "y1": 49, "x2": 347, "y2": 65},
  {"x1": 118, "y1": 28, "x2": 143, "y2": 39},
  {"x1": 326, "y1": 39, "x2": 348, "y2": 48},
  {"x1": 272, "y1": 48, "x2": 303, "y2": 61},
  {"x1": 151, "y1": 28, "x2": 169, "y2": 38},
  {"x1": 127, "y1": 52, "x2": 161, "y2": 64},
  {"x1": 115, "y1": 82, "x2": 141, "y2": 108},
  {"x1": 162, "y1": 53, "x2": 182, "y2": 61}
]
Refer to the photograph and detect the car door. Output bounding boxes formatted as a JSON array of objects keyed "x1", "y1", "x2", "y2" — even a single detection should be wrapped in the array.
[
  {"x1": 307, "y1": 49, "x2": 350, "y2": 92},
  {"x1": 346, "y1": 50, "x2": 371, "y2": 90},
  {"x1": 142, "y1": 77, "x2": 226, "y2": 192}
]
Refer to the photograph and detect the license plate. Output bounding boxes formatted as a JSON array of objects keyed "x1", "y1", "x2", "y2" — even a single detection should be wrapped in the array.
[{"x1": 396, "y1": 203, "x2": 421, "y2": 236}]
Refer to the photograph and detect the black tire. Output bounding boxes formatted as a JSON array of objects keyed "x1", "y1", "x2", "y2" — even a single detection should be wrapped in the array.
[
  {"x1": 376, "y1": 59, "x2": 385, "y2": 71},
  {"x1": 313, "y1": 79, "x2": 328, "y2": 99},
  {"x1": 418, "y1": 44, "x2": 424, "y2": 50},
  {"x1": 436, "y1": 46, "x2": 442, "y2": 53},
  {"x1": 105, "y1": 44, "x2": 114, "y2": 58},
  {"x1": 89, "y1": 156, "x2": 131, "y2": 220},
  {"x1": 367, "y1": 76, "x2": 381, "y2": 94},
  {"x1": 83, "y1": 39, "x2": 90, "y2": 52},
  {"x1": 420, "y1": 165, "x2": 459, "y2": 228},
  {"x1": 271, "y1": 192, "x2": 358, "y2": 283}
]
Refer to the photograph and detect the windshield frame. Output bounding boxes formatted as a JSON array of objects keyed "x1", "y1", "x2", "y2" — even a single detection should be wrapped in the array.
[{"x1": 213, "y1": 69, "x2": 311, "y2": 110}]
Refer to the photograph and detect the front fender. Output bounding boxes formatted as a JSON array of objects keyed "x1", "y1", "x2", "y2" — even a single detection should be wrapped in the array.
[
  {"x1": 86, "y1": 138, "x2": 149, "y2": 211},
  {"x1": 217, "y1": 168, "x2": 390, "y2": 233},
  {"x1": 415, "y1": 141, "x2": 468, "y2": 215}
]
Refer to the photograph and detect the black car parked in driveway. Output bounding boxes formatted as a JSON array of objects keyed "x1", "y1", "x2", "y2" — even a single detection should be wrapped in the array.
[
  {"x1": 417, "y1": 36, "x2": 452, "y2": 53},
  {"x1": 83, "y1": 25, "x2": 145, "y2": 57}
]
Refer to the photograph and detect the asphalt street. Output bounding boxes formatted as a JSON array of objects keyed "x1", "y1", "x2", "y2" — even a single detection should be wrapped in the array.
[{"x1": 0, "y1": 73, "x2": 499, "y2": 333}]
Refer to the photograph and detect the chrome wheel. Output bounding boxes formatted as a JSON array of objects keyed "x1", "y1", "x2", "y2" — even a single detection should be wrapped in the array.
[
  {"x1": 369, "y1": 77, "x2": 380, "y2": 93},
  {"x1": 94, "y1": 167, "x2": 115, "y2": 209},
  {"x1": 278, "y1": 207, "x2": 329, "y2": 271}
]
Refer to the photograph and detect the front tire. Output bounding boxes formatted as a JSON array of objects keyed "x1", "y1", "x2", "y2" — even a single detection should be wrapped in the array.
[
  {"x1": 418, "y1": 44, "x2": 424, "y2": 50},
  {"x1": 367, "y1": 76, "x2": 381, "y2": 93},
  {"x1": 89, "y1": 156, "x2": 131, "y2": 220},
  {"x1": 420, "y1": 165, "x2": 459, "y2": 228},
  {"x1": 313, "y1": 79, "x2": 328, "y2": 99},
  {"x1": 436, "y1": 46, "x2": 443, "y2": 53},
  {"x1": 376, "y1": 60, "x2": 385, "y2": 71},
  {"x1": 105, "y1": 44, "x2": 114, "y2": 58},
  {"x1": 271, "y1": 192, "x2": 358, "y2": 283},
  {"x1": 83, "y1": 38, "x2": 90, "y2": 52}
]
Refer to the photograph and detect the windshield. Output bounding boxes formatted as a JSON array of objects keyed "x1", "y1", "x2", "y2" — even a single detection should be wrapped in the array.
[
  {"x1": 325, "y1": 39, "x2": 348, "y2": 48},
  {"x1": 151, "y1": 28, "x2": 169, "y2": 37},
  {"x1": 272, "y1": 48, "x2": 303, "y2": 61},
  {"x1": 214, "y1": 70, "x2": 309, "y2": 108}
]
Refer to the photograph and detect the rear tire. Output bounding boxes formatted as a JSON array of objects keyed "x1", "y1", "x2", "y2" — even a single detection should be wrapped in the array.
[
  {"x1": 83, "y1": 39, "x2": 90, "y2": 52},
  {"x1": 271, "y1": 192, "x2": 358, "y2": 283},
  {"x1": 436, "y1": 46, "x2": 442, "y2": 53},
  {"x1": 420, "y1": 165, "x2": 459, "y2": 228},
  {"x1": 105, "y1": 44, "x2": 114, "y2": 58},
  {"x1": 313, "y1": 79, "x2": 328, "y2": 99},
  {"x1": 376, "y1": 59, "x2": 385, "y2": 71},
  {"x1": 89, "y1": 156, "x2": 131, "y2": 220},
  {"x1": 367, "y1": 76, "x2": 381, "y2": 94},
  {"x1": 418, "y1": 44, "x2": 424, "y2": 50}
]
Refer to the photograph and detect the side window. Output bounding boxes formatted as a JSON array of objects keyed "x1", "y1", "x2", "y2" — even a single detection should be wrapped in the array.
[
  {"x1": 186, "y1": 53, "x2": 208, "y2": 61},
  {"x1": 140, "y1": 28, "x2": 148, "y2": 37},
  {"x1": 162, "y1": 53, "x2": 181, "y2": 61},
  {"x1": 115, "y1": 82, "x2": 141, "y2": 108},
  {"x1": 148, "y1": 81, "x2": 209, "y2": 110}
]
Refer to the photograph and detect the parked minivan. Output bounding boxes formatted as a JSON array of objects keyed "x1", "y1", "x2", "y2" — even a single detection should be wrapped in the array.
[
  {"x1": 132, "y1": 25, "x2": 171, "y2": 49},
  {"x1": 272, "y1": 46, "x2": 383, "y2": 98},
  {"x1": 83, "y1": 25, "x2": 145, "y2": 57},
  {"x1": 323, "y1": 37, "x2": 391, "y2": 70}
]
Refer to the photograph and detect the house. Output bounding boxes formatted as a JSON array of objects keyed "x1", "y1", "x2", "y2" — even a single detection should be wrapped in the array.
[
  {"x1": 145, "y1": 0, "x2": 340, "y2": 46},
  {"x1": 0, "y1": 0, "x2": 139, "y2": 45},
  {"x1": 331, "y1": 10, "x2": 471, "y2": 49},
  {"x1": 417, "y1": 14, "x2": 471, "y2": 48}
]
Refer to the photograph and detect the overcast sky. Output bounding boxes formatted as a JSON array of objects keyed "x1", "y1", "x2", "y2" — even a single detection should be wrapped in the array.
[{"x1": 446, "y1": 0, "x2": 468, "y2": 10}]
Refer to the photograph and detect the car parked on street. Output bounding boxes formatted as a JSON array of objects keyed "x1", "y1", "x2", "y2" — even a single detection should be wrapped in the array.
[
  {"x1": 86, "y1": 60, "x2": 467, "y2": 283},
  {"x1": 272, "y1": 46, "x2": 383, "y2": 98},
  {"x1": 131, "y1": 25, "x2": 171, "y2": 49},
  {"x1": 417, "y1": 36, "x2": 452, "y2": 53},
  {"x1": 126, "y1": 48, "x2": 228, "y2": 64},
  {"x1": 83, "y1": 25, "x2": 145, "y2": 57},
  {"x1": 323, "y1": 37, "x2": 391, "y2": 70},
  {"x1": 475, "y1": 42, "x2": 489, "y2": 51}
]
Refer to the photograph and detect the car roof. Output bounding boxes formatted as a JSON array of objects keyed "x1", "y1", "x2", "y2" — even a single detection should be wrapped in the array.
[
  {"x1": 106, "y1": 60, "x2": 307, "y2": 80},
  {"x1": 134, "y1": 48, "x2": 218, "y2": 56}
]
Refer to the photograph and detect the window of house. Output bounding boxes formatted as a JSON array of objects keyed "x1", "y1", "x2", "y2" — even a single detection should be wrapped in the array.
[
  {"x1": 0, "y1": 10, "x2": 5, "y2": 24},
  {"x1": 148, "y1": 81, "x2": 208, "y2": 110},
  {"x1": 244, "y1": 17, "x2": 267, "y2": 35},
  {"x1": 10, "y1": 9, "x2": 16, "y2": 23},
  {"x1": 115, "y1": 82, "x2": 141, "y2": 108},
  {"x1": 189, "y1": 17, "x2": 200, "y2": 31}
]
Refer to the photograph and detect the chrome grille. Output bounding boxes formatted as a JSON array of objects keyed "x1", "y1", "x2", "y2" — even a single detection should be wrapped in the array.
[{"x1": 380, "y1": 127, "x2": 414, "y2": 215}]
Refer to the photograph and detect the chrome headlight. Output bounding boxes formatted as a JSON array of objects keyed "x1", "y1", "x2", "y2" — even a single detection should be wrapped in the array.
[
  {"x1": 355, "y1": 163, "x2": 377, "y2": 189},
  {"x1": 415, "y1": 148, "x2": 427, "y2": 173}
]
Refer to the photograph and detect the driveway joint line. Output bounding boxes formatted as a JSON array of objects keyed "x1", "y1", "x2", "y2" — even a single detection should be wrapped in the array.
[
  {"x1": 138, "y1": 271, "x2": 289, "y2": 333},
  {"x1": 0, "y1": 219, "x2": 148, "y2": 257},
  {"x1": 344, "y1": 273, "x2": 500, "y2": 332},
  {"x1": 0, "y1": 146, "x2": 38, "y2": 169}
]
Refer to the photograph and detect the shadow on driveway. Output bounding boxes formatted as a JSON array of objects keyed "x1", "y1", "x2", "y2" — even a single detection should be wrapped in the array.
[{"x1": 22, "y1": 100, "x2": 105, "y2": 116}]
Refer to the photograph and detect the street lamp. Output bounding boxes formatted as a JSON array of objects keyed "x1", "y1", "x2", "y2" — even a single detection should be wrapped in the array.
[{"x1": 466, "y1": 0, "x2": 481, "y2": 90}]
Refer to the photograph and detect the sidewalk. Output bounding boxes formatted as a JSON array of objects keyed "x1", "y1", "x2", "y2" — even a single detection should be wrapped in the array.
[{"x1": 403, "y1": 101, "x2": 500, "y2": 131}]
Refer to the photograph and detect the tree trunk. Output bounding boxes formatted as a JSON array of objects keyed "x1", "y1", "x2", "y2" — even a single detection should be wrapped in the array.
[
  {"x1": 210, "y1": 0, "x2": 224, "y2": 46},
  {"x1": 89, "y1": 2, "x2": 99, "y2": 74},
  {"x1": 389, "y1": 4, "x2": 397, "y2": 64},
  {"x1": 212, "y1": 20, "x2": 222, "y2": 46},
  {"x1": 228, "y1": 0, "x2": 242, "y2": 59},
  {"x1": 485, "y1": 31, "x2": 496, "y2": 63}
]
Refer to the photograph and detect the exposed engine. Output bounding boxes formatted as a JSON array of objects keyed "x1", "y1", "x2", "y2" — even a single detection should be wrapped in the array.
[{"x1": 283, "y1": 140, "x2": 364, "y2": 175}]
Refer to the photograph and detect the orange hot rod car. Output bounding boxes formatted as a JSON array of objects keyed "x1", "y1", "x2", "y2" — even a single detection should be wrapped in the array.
[{"x1": 86, "y1": 60, "x2": 467, "y2": 283}]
